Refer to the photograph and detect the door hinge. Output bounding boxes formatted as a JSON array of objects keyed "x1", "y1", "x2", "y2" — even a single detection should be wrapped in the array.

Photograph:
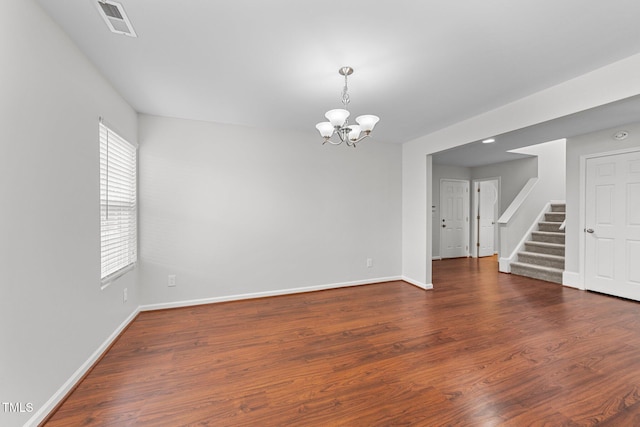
[
  {"x1": 477, "y1": 243, "x2": 480, "y2": 247},
  {"x1": 477, "y1": 215, "x2": 480, "y2": 220}
]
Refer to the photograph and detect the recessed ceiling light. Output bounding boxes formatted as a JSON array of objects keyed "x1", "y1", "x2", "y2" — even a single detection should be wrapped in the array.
[{"x1": 482, "y1": 138, "x2": 495, "y2": 144}]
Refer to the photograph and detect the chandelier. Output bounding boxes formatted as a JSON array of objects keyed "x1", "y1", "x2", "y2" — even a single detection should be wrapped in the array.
[{"x1": 315, "y1": 66, "x2": 380, "y2": 147}]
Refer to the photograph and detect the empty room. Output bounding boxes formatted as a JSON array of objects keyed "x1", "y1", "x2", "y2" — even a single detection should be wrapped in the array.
[{"x1": 3, "y1": 1, "x2": 640, "y2": 425}]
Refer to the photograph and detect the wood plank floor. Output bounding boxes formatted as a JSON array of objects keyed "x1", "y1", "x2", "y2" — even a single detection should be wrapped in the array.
[{"x1": 45, "y1": 257, "x2": 640, "y2": 426}]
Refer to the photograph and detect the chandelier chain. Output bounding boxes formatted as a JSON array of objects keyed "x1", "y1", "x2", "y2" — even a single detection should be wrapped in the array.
[{"x1": 341, "y1": 73, "x2": 350, "y2": 107}]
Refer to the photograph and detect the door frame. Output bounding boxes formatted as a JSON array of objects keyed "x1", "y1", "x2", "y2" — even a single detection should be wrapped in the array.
[
  {"x1": 578, "y1": 146, "x2": 640, "y2": 290},
  {"x1": 471, "y1": 177, "x2": 501, "y2": 258},
  {"x1": 439, "y1": 179, "x2": 470, "y2": 259}
]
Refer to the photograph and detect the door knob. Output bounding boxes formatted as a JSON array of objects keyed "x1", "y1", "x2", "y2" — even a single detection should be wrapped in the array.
[{"x1": 586, "y1": 228, "x2": 594, "y2": 233}]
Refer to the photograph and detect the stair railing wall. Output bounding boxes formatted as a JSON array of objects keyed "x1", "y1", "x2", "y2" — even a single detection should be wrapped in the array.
[{"x1": 497, "y1": 177, "x2": 542, "y2": 271}]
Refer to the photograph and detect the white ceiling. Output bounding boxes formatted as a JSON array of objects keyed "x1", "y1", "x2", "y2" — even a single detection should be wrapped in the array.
[{"x1": 36, "y1": 0, "x2": 640, "y2": 146}]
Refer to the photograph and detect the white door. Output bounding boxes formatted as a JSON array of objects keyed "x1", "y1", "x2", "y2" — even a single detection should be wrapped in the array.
[
  {"x1": 585, "y1": 150, "x2": 640, "y2": 300},
  {"x1": 440, "y1": 180, "x2": 469, "y2": 258},
  {"x1": 478, "y1": 180, "x2": 498, "y2": 257}
]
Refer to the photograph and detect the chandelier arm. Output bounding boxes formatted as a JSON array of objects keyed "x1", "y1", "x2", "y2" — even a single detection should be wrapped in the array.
[
  {"x1": 325, "y1": 138, "x2": 343, "y2": 145},
  {"x1": 353, "y1": 133, "x2": 370, "y2": 144}
]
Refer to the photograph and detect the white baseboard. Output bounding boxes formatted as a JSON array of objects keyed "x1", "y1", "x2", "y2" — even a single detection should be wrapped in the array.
[
  {"x1": 140, "y1": 276, "x2": 404, "y2": 312},
  {"x1": 432, "y1": 256, "x2": 442, "y2": 261},
  {"x1": 499, "y1": 257, "x2": 511, "y2": 273},
  {"x1": 402, "y1": 276, "x2": 434, "y2": 290},
  {"x1": 562, "y1": 271, "x2": 584, "y2": 290},
  {"x1": 26, "y1": 307, "x2": 141, "y2": 427}
]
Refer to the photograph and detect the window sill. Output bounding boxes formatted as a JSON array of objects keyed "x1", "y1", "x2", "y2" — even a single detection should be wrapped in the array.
[{"x1": 101, "y1": 263, "x2": 136, "y2": 290}]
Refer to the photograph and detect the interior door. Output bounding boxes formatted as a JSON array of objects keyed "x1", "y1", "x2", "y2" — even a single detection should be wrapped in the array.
[
  {"x1": 440, "y1": 180, "x2": 469, "y2": 259},
  {"x1": 585, "y1": 150, "x2": 640, "y2": 300},
  {"x1": 478, "y1": 180, "x2": 498, "y2": 257}
]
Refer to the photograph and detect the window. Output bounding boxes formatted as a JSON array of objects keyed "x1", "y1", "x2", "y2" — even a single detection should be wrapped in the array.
[{"x1": 100, "y1": 120, "x2": 137, "y2": 283}]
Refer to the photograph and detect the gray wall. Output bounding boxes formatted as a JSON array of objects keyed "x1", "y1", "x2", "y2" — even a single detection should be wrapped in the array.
[
  {"x1": 138, "y1": 115, "x2": 403, "y2": 306},
  {"x1": 1, "y1": 2, "x2": 138, "y2": 425},
  {"x1": 431, "y1": 157, "x2": 538, "y2": 258},
  {"x1": 471, "y1": 157, "x2": 538, "y2": 214}
]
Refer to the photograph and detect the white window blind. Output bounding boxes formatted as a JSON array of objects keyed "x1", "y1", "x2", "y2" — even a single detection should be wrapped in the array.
[{"x1": 100, "y1": 121, "x2": 137, "y2": 282}]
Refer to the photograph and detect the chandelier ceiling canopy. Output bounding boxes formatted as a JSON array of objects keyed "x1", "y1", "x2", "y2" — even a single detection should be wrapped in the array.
[{"x1": 315, "y1": 66, "x2": 379, "y2": 147}]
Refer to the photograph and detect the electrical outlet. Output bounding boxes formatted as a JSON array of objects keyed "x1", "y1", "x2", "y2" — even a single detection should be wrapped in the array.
[
  {"x1": 168, "y1": 274, "x2": 176, "y2": 287},
  {"x1": 366, "y1": 258, "x2": 373, "y2": 268},
  {"x1": 123, "y1": 288, "x2": 128, "y2": 302}
]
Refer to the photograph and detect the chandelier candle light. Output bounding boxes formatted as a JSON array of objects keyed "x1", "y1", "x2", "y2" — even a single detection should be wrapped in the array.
[{"x1": 315, "y1": 66, "x2": 379, "y2": 147}]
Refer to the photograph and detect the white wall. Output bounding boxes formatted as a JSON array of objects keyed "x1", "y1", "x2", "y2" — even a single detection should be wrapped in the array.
[
  {"x1": 403, "y1": 53, "x2": 640, "y2": 287},
  {"x1": 0, "y1": 1, "x2": 139, "y2": 425},
  {"x1": 138, "y1": 115, "x2": 402, "y2": 306},
  {"x1": 564, "y1": 122, "x2": 640, "y2": 286}
]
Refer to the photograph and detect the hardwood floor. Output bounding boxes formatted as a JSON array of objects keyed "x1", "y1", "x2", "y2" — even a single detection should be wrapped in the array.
[{"x1": 45, "y1": 257, "x2": 640, "y2": 426}]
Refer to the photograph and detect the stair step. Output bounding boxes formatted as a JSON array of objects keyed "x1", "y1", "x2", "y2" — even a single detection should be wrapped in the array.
[
  {"x1": 511, "y1": 262, "x2": 563, "y2": 284},
  {"x1": 510, "y1": 203, "x2": 566, "y2": 285},
  {"x1": 544, "y1": 212, "x2": 565, "y2": 222},
  {"x1": 538, "y1": 221, "x2": 565, "y2": 232},
  {"x1": 531, "y1": 231, "x2": 565, "y2": 244},
  {"x1": 517, "y1": 251, "x2": 565, "y2": 269},
  {"x1": 524, "y1": 241, "x2": 565, "y2": 256}
]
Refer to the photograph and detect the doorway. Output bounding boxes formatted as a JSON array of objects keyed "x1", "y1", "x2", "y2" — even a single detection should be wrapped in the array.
[
  {"x1": 584, "y1": 148, "x2": 640, "y2": 300},
  {"x1": 472, "y1": 179, "x2": 499, "y2": 258},
  {"x1": 439, "y1": 179, "x2": 470, "y2": 258}
]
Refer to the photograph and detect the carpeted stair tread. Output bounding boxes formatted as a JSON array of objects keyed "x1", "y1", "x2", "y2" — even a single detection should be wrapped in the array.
[
  {"x1": 538, "y1": 221, "x2": 565, "y2": 232},
  {"x1": 511, "y1": 262, "x2": 563, "y2": 284},
  {"x1": 517, "y1": 251, "x2": 565, "y2": 269},
  {"x1": 544, "y1": 212, "x2": 566, "y2": 222},
  {"x1": 524, "y1": 241, "x2": 564, "y2": 253},
  {"x1": 531, "y1": 231, "x2": 566, "y2": 244}
]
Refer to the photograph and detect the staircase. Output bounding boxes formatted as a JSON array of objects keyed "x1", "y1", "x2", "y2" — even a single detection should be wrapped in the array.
[{"x1": 510, "y1": 203, "x2": 565, "y2": 284}]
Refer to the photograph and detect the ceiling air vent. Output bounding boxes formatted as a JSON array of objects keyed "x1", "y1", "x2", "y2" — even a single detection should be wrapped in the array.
[{"x1": 96, "y1": 0, "x2": 137, "y2": 37}]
